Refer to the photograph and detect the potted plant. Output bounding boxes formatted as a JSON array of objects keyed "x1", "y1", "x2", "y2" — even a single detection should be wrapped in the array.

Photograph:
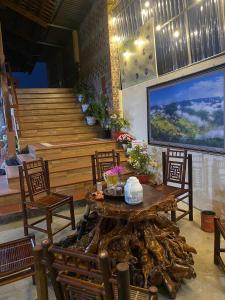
[
  {"x1": 94, "y1": 94, "x2": 111, "y2": 139},
  {"x1": 81, "y1": 97, "x2": 90, "y2": 113},
  {"x1": 75, "y1": 81, "x2": 95, "y2": 104},
  {"x1": 128, "y1": 145, "x2": 158, "y2": 184},
  {"x1": 85, "y1": 102, "x2": 98, "y2": 126},
  {"x1": 117, "y1": 133, "x2": 134, "y2": 150},
  {"x1": 108, "y1": 112, "x2": 130, "y2": 140}
]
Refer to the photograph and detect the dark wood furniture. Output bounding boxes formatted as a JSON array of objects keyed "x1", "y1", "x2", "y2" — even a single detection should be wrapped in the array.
[
  {"x1": 19, "y1": 158, "x2": 76, "y2": 242},
  {"x1": 160, "y1": 148, "x2": 193, "y2": 222},
  {"x1": 214, "y1": 217, "x2": 225, "y2": 273},
  {"x1": 33, "y1": 240, "x2": 158, "y2": 300},
  {"x1": 91, "y1": 150, "x2": 120, "y2": 185},
  {"x1": 0, "y1": 235, "x2": 35, "y2": 286},
  {"x1": 71, "y1": 184, "x2": 196, "y2": 299}
]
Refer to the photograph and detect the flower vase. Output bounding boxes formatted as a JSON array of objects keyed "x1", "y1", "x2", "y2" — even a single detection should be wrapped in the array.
[
  {"x1": 104, "y1": 174, "x2": 119, "y2": 187},
  {"x1": 136, "y1": 174, "x2": 151, "y2": 184},
  {"x1": 112, "y1": 131, "x2": 124, "y2": 140}
]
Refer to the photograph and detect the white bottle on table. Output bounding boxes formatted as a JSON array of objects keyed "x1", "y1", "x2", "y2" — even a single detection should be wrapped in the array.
[{"x1": 124, "y1": 177, "x2": 143, "y2": 205}]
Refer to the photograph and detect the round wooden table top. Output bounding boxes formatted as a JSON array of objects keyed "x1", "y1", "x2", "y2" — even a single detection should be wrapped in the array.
[{"x1": 91, "y1": 184, "x2": 177, "y2": 222}]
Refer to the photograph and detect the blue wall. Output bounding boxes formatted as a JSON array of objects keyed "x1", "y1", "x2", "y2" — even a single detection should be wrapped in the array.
[{"x1": 12, "y1": 62, "x2": 48, "y2": 88}]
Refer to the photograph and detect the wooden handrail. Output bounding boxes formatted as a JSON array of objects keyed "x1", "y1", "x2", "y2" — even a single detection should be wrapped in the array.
[
  {"x1": 0, "y1": 23, "x2": 17, "y2": 155},
  {"x1": 5, "y1": 62, "x2": 18, "y2": 107}
]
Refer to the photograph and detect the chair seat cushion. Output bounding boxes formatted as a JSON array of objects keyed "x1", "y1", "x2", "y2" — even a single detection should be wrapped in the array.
[
  {"x1": 0, "y1": 239, "x2": 33, "y2": 275},
  {"x1": 28, "y1": 192, "x2": 71, "y2": 208}
]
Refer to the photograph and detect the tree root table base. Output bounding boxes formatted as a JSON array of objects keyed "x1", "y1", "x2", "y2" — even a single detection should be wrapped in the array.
[{"x1": 59, "y1": 185, "x2": 197, "y2": 299}]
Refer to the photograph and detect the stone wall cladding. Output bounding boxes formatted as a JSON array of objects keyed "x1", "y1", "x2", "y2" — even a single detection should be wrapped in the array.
[
  {"x1": 79, "y1": 0, "x2": 111, "y2": 99},
  {"x1": 78, "y1": 0, "x2": 121, "y2": 112}
]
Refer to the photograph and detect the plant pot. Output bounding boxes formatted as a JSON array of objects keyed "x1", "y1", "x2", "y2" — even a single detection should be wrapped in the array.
[
  {"x1": 112, "y1": 131, "x2": 124, "y2": 140},
  {"x1": 201, "y1": 210, "x2": 216, "y2": 233},
  {"x1": 77, "y1": 94, "x2": 84, "y2": 102},
  {"x1": 81, "y1": 104, "x2": 89, "y2": 112},
  {"x1": 122, "y1": 144, "x2": 127, "y2": 151},
  {"x1": 86, "y1": 116, "x2": 96, "y2": 126},
  {"x1": 102, "y1": 129, "x2": 111, "y2": 139},
  {"x1": 136, "y1": 174, "x2": 150, "y2": 184}
]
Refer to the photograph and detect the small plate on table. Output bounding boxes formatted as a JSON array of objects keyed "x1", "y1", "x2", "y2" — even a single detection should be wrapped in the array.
[{"x1": 103, "y1": 188, "x2": 125, "y2": 201}]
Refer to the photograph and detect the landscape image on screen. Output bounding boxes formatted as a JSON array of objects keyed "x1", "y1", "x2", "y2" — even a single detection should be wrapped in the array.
[{"x1": 149, "y1": 69, "x2": 225, "y2": 149}]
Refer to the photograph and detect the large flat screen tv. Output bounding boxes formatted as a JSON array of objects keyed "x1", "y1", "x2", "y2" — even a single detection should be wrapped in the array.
[{"x1": 147, "y1": 66, "x2": 225, "y2": 153}]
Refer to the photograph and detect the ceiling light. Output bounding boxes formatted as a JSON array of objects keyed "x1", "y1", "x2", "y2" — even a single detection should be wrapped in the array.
[
  {"x1": 144, "y1": 1, "x2": 150, "y2": 8},
  {"x1": 112, "y1": 17, "x2": 117, "y2": 22},
  {"x1": 173, "y1": 30, "x2": 180, "y2": 38},
  {"x1": 134, "y1": 39, "x2": 145, "y2": 47},
  {"x1": 112, "y1": 35, "x2": 121, "y2": 43},
  {"x1": 200, "y1": 5, "x2": 203, "y2": 11},
  {"x1": 141, "y1": 9, "x2": 148, "y2": 16},
  {"x1": 123, "y1": 51, "x2": 132, "y2": 58},
  {"x1": 156, "y1": 24, "x2": 161, "y2": 31}
]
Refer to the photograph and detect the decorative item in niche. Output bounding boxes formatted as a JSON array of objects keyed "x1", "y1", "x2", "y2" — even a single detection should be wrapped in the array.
[
  {"x1": 148, "y1": 66, "x2": 225, "y2": 152},
  {"x1": 119, "y1": 18, "x2": 156, "y2": 89}
]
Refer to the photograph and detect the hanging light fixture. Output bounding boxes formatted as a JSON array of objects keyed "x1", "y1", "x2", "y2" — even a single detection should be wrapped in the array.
[{"x1": 144, "y1": 1, "x2": 150, "y2": 8}]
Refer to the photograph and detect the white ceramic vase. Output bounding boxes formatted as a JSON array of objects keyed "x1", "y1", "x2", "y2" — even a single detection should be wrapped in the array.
[
  {"x1": 81, "y1": 104, "x2": 89, "y2": 112},
  {"x1": 124, "y1": 176, "x2": 143, "y2": 205},
  {"x1": 86, "y1": 116, "x2": 96, "y2": 126}
]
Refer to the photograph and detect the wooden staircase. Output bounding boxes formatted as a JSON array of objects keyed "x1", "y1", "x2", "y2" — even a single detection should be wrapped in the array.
[{"x1": 0, "y1": 88, "x2": 127, "y2": 218}]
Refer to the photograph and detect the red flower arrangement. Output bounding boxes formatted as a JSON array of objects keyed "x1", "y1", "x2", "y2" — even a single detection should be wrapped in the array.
[{"x1": 117, "y1": 133, "x2": 134, "y2": 146}]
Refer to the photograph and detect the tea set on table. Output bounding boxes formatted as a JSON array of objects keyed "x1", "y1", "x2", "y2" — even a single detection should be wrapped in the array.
[{"x1": 93, "y1": 170, "x2": 144, "y2": 205}]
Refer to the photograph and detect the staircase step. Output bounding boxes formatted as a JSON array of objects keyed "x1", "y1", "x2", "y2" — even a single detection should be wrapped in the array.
[
  {"x1": 47, "y1": 151, "x2": 127, "y2": 173},
  {"x1": 18, "y1": 102, "x2": 80, "y2": 110},
  {"x1": 16, "y1": 88, "x2": 73, "y2": 94},
  {"x1": 17, "y1": 108, "x2": 82, "y2": 116},
  {"x1": 20, "y1": 126, "x2": 99, "y2": 137},
  {"x1": 30, "y1": 140, "x2": 118, "y2": 161},
  {"x1": 19, "y1": 133, "x2": 100, "y2": 146},
  {"x1": 20, "y1": 120, "x2": 86, "y2": 130},
  {"x1": 18, "y1": 97, "x2": 76, "y2": 104},
  {"x1": 17, "y1": 113, "x2": 84, "y2": 123}
]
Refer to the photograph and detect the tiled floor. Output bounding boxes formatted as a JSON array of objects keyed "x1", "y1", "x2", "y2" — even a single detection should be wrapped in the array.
[{"x1": 0, "y1": 204, "x2": 225, "y2": 300}]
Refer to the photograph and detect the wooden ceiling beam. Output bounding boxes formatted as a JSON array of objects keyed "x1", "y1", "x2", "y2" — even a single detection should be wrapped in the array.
[{"x1": 0, "y1": 0, "x2": 48, "y2": 28}]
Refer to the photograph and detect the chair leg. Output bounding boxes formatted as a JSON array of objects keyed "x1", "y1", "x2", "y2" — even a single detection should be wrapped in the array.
[
  {"x1": 69, "y1": 200, "x2": 76, "y2": 230},
  {"x1": 214, "y1": 218, "x2": 220, "y2": 265},
  {"x1": 31, "y1": 265, "x2": 36, "y2": 285},
  {"x1": 189, "y1": 192, "x2": 193, "y2": 221},
  {"x1": 46, "y1": 212, "x2": 53, "y2": 242},
  {"x1": 171, "y1": 210, "x2": 176, "y2": 222},
  {"x1": 22, "y1": 202, "x2": 29, "y2": 236}
]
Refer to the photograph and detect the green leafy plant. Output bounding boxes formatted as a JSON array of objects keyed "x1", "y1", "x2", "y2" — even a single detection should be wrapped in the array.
[
  {"x1": 85, "y1": 102, "x2": 99, "y2": 117},
  {"x1": 128, "y1": 145, "x2": 158, "y2": 175},
  {"x1": 108, "y1": 112, "x2": 130, "y2": 131},
  {"x1": 94, "y1": 94, "x2": 110, "y2": 129}
]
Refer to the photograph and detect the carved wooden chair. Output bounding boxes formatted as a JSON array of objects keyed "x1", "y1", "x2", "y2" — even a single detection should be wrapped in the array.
[
  {"x1": 0, "y1": 235, "x2": 35, "y2": 286},
  {"x1": 19, "y1": 158, "x2": 76, "y2": 242},
  {"x1": 214, "y1": 217, "x2": 225, "y2": 273},
  {"x1": 91, "y1": 150, "x2": 120, "y2": 185},
  {"x1": 33, "y1": 240, "x2": 158, "y2": 300},
  {"x1": 160, "y1": 148, "x2": 193, "y2": 222}
]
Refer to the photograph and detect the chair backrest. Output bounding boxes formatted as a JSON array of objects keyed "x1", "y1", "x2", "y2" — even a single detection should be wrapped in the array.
[
  {"x1": 162, "y1": 148, "x2": 192, "y2": 189},
  {"x1": 34, "y1": 241, "x2": 158, "y2": 300},
  {"x1": 19, "y1": 158, "x2": 50, "y2": 202},
  {"x1": 0, "y1": 235, "x2": 35, "y2": 285},
  {"x1": 42, "y1": 240, "x2": 114, "y2": 300},
  {"x1": 91, "y1": 150, "x2": 120, "y2": 185}
]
